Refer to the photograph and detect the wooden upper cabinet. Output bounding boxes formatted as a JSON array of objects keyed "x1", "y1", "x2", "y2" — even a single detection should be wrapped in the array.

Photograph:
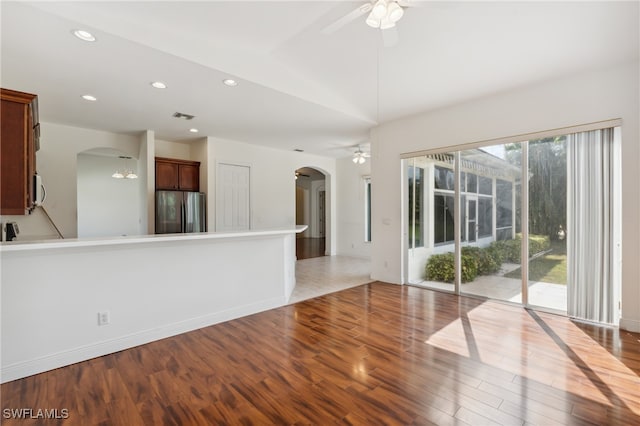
[
  {"x1": 155, "y1": 157, "x2": 200, "y2": 191},
  {"x1": 178, "y1": 163, "x2": 199, "y2": 191},
  {"x1": 1, "y1": 88, "x2": 38, "y2": 215},
  {"x1": 155, "y1": 160, "x2": 179, "y2": 190}
]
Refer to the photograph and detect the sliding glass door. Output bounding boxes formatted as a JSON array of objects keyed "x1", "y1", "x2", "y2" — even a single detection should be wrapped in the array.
[{"x1": 405, "y1": 127, "x2": 620, "y2": 322}]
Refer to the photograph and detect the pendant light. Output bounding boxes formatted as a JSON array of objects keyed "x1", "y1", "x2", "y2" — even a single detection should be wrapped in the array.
[{"x1": 111, "y1": 156, "x2": 138, "y2": 179}]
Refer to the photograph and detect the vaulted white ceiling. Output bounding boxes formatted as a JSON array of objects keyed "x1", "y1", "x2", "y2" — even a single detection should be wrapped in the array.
[{"x1": 2, "y1": 1, "x2": 638, "y2": 158}]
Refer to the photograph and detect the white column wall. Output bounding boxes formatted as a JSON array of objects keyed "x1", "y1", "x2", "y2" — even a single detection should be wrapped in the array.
[{"x1": 336, "y1": 157, "x2": 371, "y2": 258}]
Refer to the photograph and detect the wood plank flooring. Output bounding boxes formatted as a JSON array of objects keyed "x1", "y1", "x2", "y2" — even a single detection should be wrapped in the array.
[
  {"x1": 2, "y1": 282, "x2": 640, "y2": 425},
  {"x1": 296, "y1": 237, "x2": 326, "y2": 260}
]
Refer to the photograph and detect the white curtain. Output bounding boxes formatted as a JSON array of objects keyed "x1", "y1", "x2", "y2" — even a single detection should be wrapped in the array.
[{"x1": 567, "y1": 128, "x2": 617, "y2": 324}]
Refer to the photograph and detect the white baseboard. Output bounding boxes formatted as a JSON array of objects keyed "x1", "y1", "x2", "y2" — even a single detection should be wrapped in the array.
[
  {"x1": 619, "y1": 317, "x2": 640, "y2": 333},
  {"x1": 1, "y1": 296, "x2": 286, "y2": 384}
]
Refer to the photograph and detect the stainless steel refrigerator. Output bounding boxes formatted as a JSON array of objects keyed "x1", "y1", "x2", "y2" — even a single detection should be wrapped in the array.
[{"x1": 155, "y1": 191, "x2": 206, "y2": 234}]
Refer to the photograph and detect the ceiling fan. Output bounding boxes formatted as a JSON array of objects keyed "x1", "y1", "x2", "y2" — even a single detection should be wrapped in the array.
[
  {"x1": 352, "y1": 146, "x2": 371, "y2": 164},
  {"x1": 321, "y1": 0, "x2": 422, "y2": 35}
]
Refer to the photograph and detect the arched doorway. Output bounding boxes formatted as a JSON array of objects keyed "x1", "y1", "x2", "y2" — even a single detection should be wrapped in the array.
[{"x1": 295, "y1": 167, "x2": 326, "y2": 259}]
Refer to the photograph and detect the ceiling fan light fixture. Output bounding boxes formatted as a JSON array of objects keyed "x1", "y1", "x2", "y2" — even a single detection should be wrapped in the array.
[
  {"x1": 366, "y1": 11, "x2": 381, "y2": 28},
  {"x1": 353, "y1": 147, "x2": 368, "y2": 164},
  {"x1": 388, "y1": 1, "x2": 404, "y2": 22},
  {"x1": 356, "y1": 155, "x2": 366, "y2": 164},
  {"x1": 371, "y1": 0, "x2": 388, "y2": 19},
  {"x1": 380, "y1": 16, "x2": 396, "y2": 30}
]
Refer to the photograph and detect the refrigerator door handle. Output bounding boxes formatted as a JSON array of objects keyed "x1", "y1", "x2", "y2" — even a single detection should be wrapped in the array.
[{"x1": 181, "y1": 200, "x2": 186, "y2": 233}]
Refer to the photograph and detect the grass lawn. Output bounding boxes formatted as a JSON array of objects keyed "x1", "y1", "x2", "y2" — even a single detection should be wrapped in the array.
[{"x1": 504, "y1": 240, "x2": 567, "y2": 284}]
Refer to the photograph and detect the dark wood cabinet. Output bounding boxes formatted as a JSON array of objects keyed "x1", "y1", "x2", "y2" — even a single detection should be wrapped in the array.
[
  {"x1": 1, "y1": 88, "x2": 38, "y2": 215},
  {"x1": 155, "y1": 157, "x2": 200, "y2": 191}
]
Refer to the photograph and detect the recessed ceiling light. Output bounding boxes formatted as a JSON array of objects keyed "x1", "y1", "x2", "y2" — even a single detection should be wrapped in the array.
[
  {"x1": 82, "y1": 94, "x2": 97, "y2": 101},
  {"x1": 151, "y1": 81, "x2": 167, "y2": 89},
  {"x1": 189, "y1": 128, "x2": 199, "y2": 133},
  {"x1": 72, "y1": 29, "x2": 96, "y2": 42},
  {"x1": 222, "y1": 79, "x2": 238, "y2": 87}
]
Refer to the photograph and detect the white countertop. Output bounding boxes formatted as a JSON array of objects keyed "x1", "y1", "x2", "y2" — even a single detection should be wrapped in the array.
[{"x1": 0, "y1": 225, "x2": 307, "y2": 252}]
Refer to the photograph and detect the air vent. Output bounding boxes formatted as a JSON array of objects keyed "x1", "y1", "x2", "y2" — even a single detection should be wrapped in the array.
[
  {"x1": 294, "y1": 149, "x2": 304, "y2": 152},
  {"x1": 173, "y1": 112, "x2": 195, "y2": 120}
]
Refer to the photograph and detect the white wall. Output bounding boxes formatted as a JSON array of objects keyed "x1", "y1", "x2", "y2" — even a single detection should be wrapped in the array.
[
  {"x1": 155, "y1": 139, "x2": 192, "y2": 160},
  {"x1": 207, "y1": 137, "x2": 338, "y2": 254},
  {"x1": 370, "y1": 61, "x2": 640, "y2": 332},
  {"x1": 336, "y1": 157, "x2": 371, "y2": 259},
  {"x1": 77, "y1": 153, "x2": 142, "y2": 238},
  {"x1": 1, "y1": 122, "x2": 142, "y2": 239},
  {"x1": 139, "y1": 130, "x2": 155, "y2": 234}
]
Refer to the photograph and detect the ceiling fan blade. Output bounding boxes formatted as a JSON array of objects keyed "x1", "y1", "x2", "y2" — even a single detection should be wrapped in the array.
[
  {"x1": 397, "y1": 0, "x2": 427, "y2": 7},
  {"x1": 382, "y1": 26, "x2": 399, "y2": 47},
  {"x1": 321, "y1": 3, "x2": 372, "y2": 35}
]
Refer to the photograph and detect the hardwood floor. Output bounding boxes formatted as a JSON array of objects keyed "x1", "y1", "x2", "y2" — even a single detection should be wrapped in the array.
[
  {"x1": 2, "y1": 282, "x2": 639, "y2": 425},
  {"x1": 296, "y1": 237, "x2": 325, "y2": 260}
]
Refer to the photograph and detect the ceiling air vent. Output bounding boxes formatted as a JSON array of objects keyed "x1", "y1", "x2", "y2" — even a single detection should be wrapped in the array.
[{"x1": 173, "y1": 112, "x2": 195, "y2": 120}]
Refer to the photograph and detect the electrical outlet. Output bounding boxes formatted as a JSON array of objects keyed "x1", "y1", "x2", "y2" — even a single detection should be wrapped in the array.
[{"x1": 98, "y1": 311, "x2": 110, "y2": 326}]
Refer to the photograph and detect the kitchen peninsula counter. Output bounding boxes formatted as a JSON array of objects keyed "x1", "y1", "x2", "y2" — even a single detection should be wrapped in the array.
[
  {"x1": 1, "y1": 226, "x2": 306, "y2": 383},
  {"x1": 0, "y1": 225, "x2": 307, "y2": 251}
]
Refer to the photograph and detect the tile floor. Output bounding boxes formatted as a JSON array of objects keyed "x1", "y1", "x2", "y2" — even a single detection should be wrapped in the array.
[
  {"x1": 414, "y1": 275, "x2": 567, "y2": 312},
  {"x1": 289, "y1": 255, "x2": 372, "y2": 304},
  {"x1": 292, "y1": 255, "x2": 566, "y2": 312}
]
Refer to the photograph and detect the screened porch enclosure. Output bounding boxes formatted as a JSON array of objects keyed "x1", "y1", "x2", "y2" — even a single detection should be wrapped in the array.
[{"x1": 406, "y1": 147, "x2": 521, "y2": 296}]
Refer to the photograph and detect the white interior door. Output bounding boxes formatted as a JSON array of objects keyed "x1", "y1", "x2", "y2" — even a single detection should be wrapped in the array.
[{"x1": 216, "y1": 163, "x2": 250, "y2": 232}]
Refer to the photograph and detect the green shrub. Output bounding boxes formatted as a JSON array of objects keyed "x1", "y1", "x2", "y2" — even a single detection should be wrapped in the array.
[
  {"x1": 425, "y1": 233, "x2": 552, "y2": 283},
  {"x1": 460, "y1": 254, "x2": 478, "y2": 282},
  {"x1": 461, "y1": 246, "x2": 501, "y2": 275},
  {"x1": 490, "y1": 234, "x2": 551, "y2": 264},
  {"x1": 485, "y1": 244, "x2": 504, "y2": 265},
  {"x1": 490, "y1": 239, "x2": 521, "y2": 263},
  {"x1": 425, "y1": 253, "x2": 455, "y2": 282},
  {"x1": 425, "y1": 252, "x2": 477, "y2": 283},
  {"x1": 528, "y1": 234, "x2": 551, "y2": 255}
]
